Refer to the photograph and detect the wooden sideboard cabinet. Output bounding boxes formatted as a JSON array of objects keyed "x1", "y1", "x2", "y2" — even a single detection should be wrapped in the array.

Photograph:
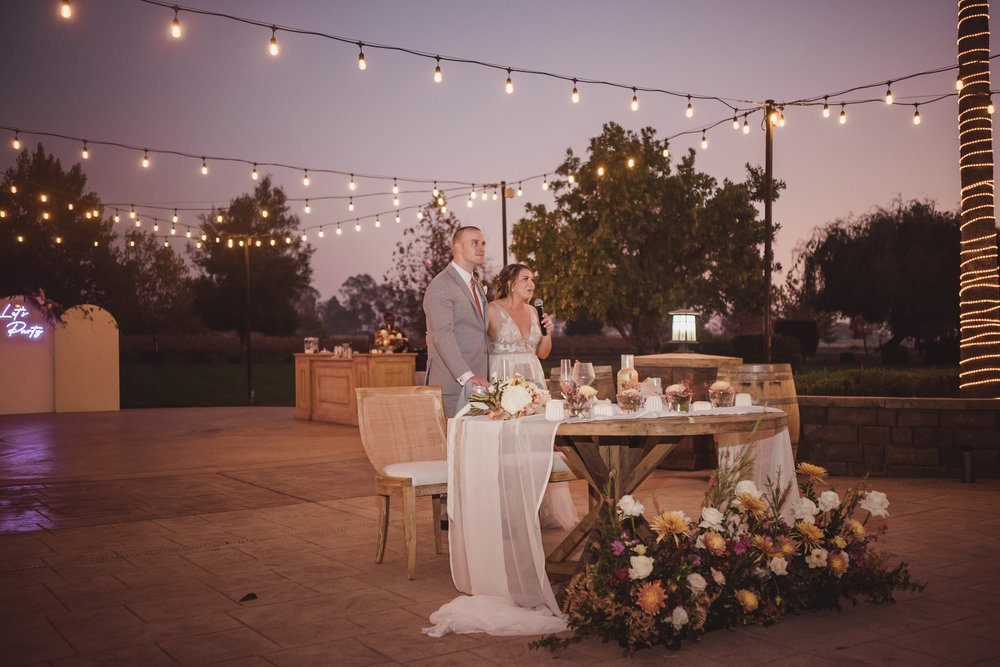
[{"x1": 294, "y1": 353, "x2": 417, "y2": 425}]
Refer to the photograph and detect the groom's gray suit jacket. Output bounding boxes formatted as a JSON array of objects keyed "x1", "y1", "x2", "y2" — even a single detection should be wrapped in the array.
[{"x1": 423, "y1": 265, "x2": 489, "y2": 417}]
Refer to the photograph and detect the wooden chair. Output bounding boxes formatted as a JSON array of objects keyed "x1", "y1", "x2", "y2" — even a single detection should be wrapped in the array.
[{"x1": 356, "y1": 386, "x2": 448, "y2": 580}]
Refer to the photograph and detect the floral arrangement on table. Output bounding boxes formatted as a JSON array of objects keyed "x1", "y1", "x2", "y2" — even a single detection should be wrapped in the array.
[
  {"x1": 616, "y1": 380, "x2": 644, "y2": 414},
  {"x1": 534, "y1": 451, "x2": 922, "y2": 654},
  {"x1": 468, "y1": 374, "x2": 542, "y2": 420},
  {"x1": 664, "y1": 379, "x2": 693, "y2": 411},
  {"x1": 706, "y1": 380, "x2": 735, "y2": 407},
  {"x1": 373, "y1": 328, "x2": 407, "y2": 353},
  {"x1": 561, "y1": 382, "x2": 599, "y2": 417}
]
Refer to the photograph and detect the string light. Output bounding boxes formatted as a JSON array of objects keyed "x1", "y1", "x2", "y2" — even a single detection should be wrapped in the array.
[
  {"x1": 355, "y1": 221, "x2": 361, "y2": 232},
  {"x1": 336, "y1": 224, "x2": 343, "y2": 235},
  {"x1": 374, "y1": 216, "x2": 381, "y2": 228},
  {"x1": 357, "y1": 42, "x2": 367, "y2": 70},
  {"x1": 822, "y1": 97, "x2": 831, "y2": 118},
  {"x1": 318, "y1": 227, "x2": 325, "y2": 238},
  {"x1": 912, "y1": 104, "x2": 921, "y2": 125},
  {"x1": 743, "y1": 115, "x2": 750, "y2": 134},
  {"x1": 417, "y1": 210, "x2": 424, "y2": 220},
  {"x1": 113, "y1": 209, "x2": 120, "y2": 223},
  {"x1": 200, "y1": 158, "x2": 208, "y2": 175},
  {"x1": 732, "y1": 116, "x2": 739, "y2": 130},
  {"x1": 686, "y1": 95, "x2": 694, "y2": 118},
  {"x1": 505, "y1": 69, "x2": 514, "y2": 94},
  {"x1": 434, "y1": 57, "x2": 442, "y2": 83},
  {"x1": 251, "y1": 164, "x2": 258, "y2": 180},
  {"x1": 542, "y1": 175, "x2": 548, "y2": 190},
  {"x1": 432, "y1": 181, "x2": 439, "y2": 197},
  {"x1": 67, "y1": 203, "x2": 74, "y2": 211},
  {"x1": 989, "y1": 96, "x2": 996, "y2": 115},
  {"x1": 885, "y1": 82, "x2": 894, "y2": 104},
  {"x1": 571, "y1": 79, "x2": 580, "y2": 104},
  {"x1": 956, "y1": 77, "x2": 964, "y2": 90},
  {"x1": 304, "y1": 199, "x2": 310, "y2": 213},
  {"x1": 129, "y1": 205, "x2": 136, "y2": 219},
  {"x1": 269, "y1": 26, "x2": 279, "y2": 56},
  {"x1": 517, "y1": 183, "x2": 523, "y2": 196},
  {"x1": 40, "y1": 193, "x2": 48, "y2": 203},
  {"x1": 631, "y1": 87, "x2": 639, "y2": 111},
  {"x1": 302, "y1": 170, "x2": 310, "y2": 186},
  {"x1": 81, "y1": 141, "x2": 89, "y2": 159},
  {"x1": 492, "y1": 189, "x2": 498, "y2": 200},
  {"x1": 216, "y1": 211, "x2": 223, "y2": 223},
  {"x1": 395, "y1": 211, "x2": 401, "y2": 223},
  {"x1": 348, "y1": 197, "x2": 354, "y2": 212},
  {"x1": 597, "y1": 166, "x2": 605, "y2": 177},
  {"x1": 700, "y1": 132, "x2": 708, "y2": 150},
  {"x1": 153, "y1": 221, "x2": 159, "y2": 231},
  {"x1": 349, "y1": 174, "x2": 356, "y2": 191},
  {"x1": 42, "y1": 212, "x2": 50, "y2": 220},
  {"x1": 185, "y1": 229, "x2": 192, "y2": 238},
  {"x1": 170, "y1": 7, "x2": 181, "y2": 39},
  {"x1": 480, "y1": 190, "x2": 487, "y2": 201},
  {"x1": 567, "y1": 174, "x2": 575, "y2": 184},
  {"x1": 839, "y1": 104, "x2": 847, "y2": 125},
  {"x1": 627, "y1": 157, "x2": 636, "y2": 168},
  {"x1": 172, "y1": 209, "x2": 179, "y2": 223},
  {"x1": 392, "y1": 179, "x2": 399, "y2": 195},
  {"x1": 260, "y1": 209, "x2": 268, "y2": 218},
  {"x1": 142, "y1": 150, "x2": 150, "y2": 168},
  {"x1": 662, "y1": 145, "x2": 669, "y2": 158},
  {"x1": 60, "y1": 0, "x2": 71, "y2": 19},
  {"x1": 11, "y1": 132, "x2": 19, "y2": 150}
]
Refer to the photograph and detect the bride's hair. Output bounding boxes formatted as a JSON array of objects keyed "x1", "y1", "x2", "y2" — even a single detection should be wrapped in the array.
[{"x1": 493, "y1": 263, "x2": 532, "y2": 300}]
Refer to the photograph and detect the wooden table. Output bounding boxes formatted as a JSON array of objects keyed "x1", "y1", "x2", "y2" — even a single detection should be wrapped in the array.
[
  {"x1": 546, "y1": 410, "x2": 789, "y2": 579},
  {"x1": 294, "y1": 353, "x2": 417, "y2": 425}
]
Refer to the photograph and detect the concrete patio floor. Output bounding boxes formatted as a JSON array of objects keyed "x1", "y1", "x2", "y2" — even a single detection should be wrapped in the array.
[{"x1": 1, "y1": 407, "x2": 998, "y2": 666}]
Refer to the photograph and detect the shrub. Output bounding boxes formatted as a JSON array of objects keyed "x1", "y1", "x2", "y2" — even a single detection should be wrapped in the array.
[{"x1": 795, "y1": 367, "x2": 959, "y2": 397}]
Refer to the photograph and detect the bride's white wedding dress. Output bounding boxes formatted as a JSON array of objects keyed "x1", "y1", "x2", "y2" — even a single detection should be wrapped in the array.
[{"x1": 489, "y1": 305, "x2": 578, "y2": 531}]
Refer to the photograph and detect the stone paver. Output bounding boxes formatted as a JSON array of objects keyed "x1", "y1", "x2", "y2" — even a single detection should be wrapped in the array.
[{"x1": 1, "y1": 407, "x2": 998, "y2": 665}]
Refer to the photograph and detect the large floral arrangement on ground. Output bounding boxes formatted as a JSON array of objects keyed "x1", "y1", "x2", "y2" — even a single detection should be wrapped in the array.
[
  {"x1": 537, "y1": 451, "x2": 922, "y2": 653},
  {"x1": 468, "y1": 375, "x2": 542, "y2": 420}
]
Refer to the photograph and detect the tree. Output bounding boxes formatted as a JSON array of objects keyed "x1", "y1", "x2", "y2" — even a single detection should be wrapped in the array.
[
  {"x1": 381, "y1": 200, "x2": 461, "y2": 342},
  {"x1": 190, "y1": 177, "x2": 314, "y2": 355},
  {"x1": 112, "y1": 230, "x2": 196, "y2": 349},
  {"x1": 511, "y1": 122, "x2": 770, "y2": 352},
  {"x1": 0, "y1": 144, "x2": 119, "y2": 308},
  {"x1": 789, "y1": 199, "x2": 959, "y2": 362},
  {"x1": 337, "y1": 273, "x2": 386, "y2": 335}
]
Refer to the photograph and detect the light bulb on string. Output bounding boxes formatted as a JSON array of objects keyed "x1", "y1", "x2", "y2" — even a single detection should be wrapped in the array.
[
  {"x1": 17, "y1": 235, "x2": 23, "y2": 243},
  {"x1": 885, "y1": 82, "x2": 893, "y2": 105},
  {"x1": 196, "y1": 241, "x2": 202, "y2": 249},
  {"x1": 355, "y1": 221, "x2": 361, "y2": 232},
  {"x1": 302, "y1": 170, "x2": 310, "y2": 186},
  {"x1": 251, "y1": 164, "x2": 258, "y2": 180},
  {"x1": 141, "y1": 150, "x2": 150, "y2": 168},
  {"x1": 686, "y1": 95, "x2": 694, "y2": 118},
  {"x1": 743, "y1": 115, "x2": 750, "y2": 134},
  {"x1": 55, "y1": 236, "x2": 63, "y2": 244},
  {"x1": 254, "y1": 239, "x2": 261, "y2": 247},
  {"x1": 597, "y1": 166, "x2": 605, "y2": 177},
  {"x1": 393, "y1": 195, "x2": 399, "y2": 207},
  {"x1": 437, "y1": 195, "x2": 445, "y2": 206},
  {"x1": 392, "y1": 179, "x2": 399, "y2": 195},
  {"x1": 732, "y1": 116, "x2": 739, "y2": 130},
  {"x1": 839, "y1": 104, "x2": 847, "y2": 124},
  {"x1": 662, "y1": 145, "x2": 670, "y2": 158},
  {"x1": 956, "y1": 77, "x2": 964, "y2": 90},
  {"x1": 170, "y1": 225, "x2": 176, "y2": 236},
  {"x1": 348, "y1": 197, "x2": 354, "y2": 212},
  {"x1": 769, "y1": 108, "x2": 779, "y2": 125},
  {"x1": 81, "y1": 141, "x2": 89, "y2": 159},
  {"x1": 441, "y1": 205, "x2": 447, "y2": 213},
  {"x1": 432, "y1": 182, "x2": 439, "y2": 197},
  {"x1": 114, "y1": 209, "x2": 120, "y2": 223},
  {"x1": 301, "y1": 233, "x2": 307, "y2": 242},
  {"x1": 913, "y1": 104, "x2": 921, "y2": 125},
  {"x1": 152, "y1": 222, "x2": 159, "y2": 232},
  {"x1": 304, "y1": 200, "x2": 311, "y2": 213},
  {"x1": 349, "y1": 174, "x2": 356, "y2": 191},
  {"x1": 375, "y1": 216, "x2": 381, "y2": 228},
  {"x1": 505, "y1": 69, "x2": 514, "y2": 94},
  {"x1": 700, "y1": 132, "x2": 708, "y2": 150},
  {"x1": 778, "y1": 108, "x2": 785, "y2": 127},
  {"x1": 989, "y1": 97, "x2": 996, "y2": 115},
  {"x1": 269, "y1": 26, "x2": 279, "y2": 56},
  {"x1": 395, "y1": 211, "x2": 401, "y2": 223},
  {"x1": 93, "y1": 240, "x2": 99, "y2": 247},
  {"x1": 480, "y1": 190, "x2": 487, "y2": 201},
  {"x1": 185, "y1": 229, "x2": 191, "y2": 239},
  {"x1": 434, "y1": 57, "x2": 442, "y2": 83},
  {"x1": 567, "y1": 174, "x2": 575, "y2": 184},
  {"x1": 467, "y1": 194, "x2": 474, "y2": 207},
  {"x1": 357, "y1": 42, "x2": 367, "y2": 70},
  {"x1": 129, "y1": 205, "x2": 136, "y2": 219},
  {"x1": 11, "y1": 132, "x2": 20, "y2": 151},
  {"x1": 129, "y1": 239, "x2": 135, "y2": 247},
  {"x1": 216, "y1": 211, "x2": 223, "y2": 223},
  {"x1": 336, "y1": 224, "x2": 343, "y2": 235},
  {"x1": 417, "y1": 210, "x2": 424, "y2": 220},
  {"x1": 200, "y1": 158, "x2": 208, "y2": 175},
  {"x1": 85, "y1": 211, "x2": 92, "y2": 219},
  {"x1": 628, "y1": 157, "x2": 636, "y2": 168},
  {"x1": 285, "y1": 236, "x2": 293, "y2": 244},
  {"x1": 42, "y1": 212, "x2": 50, "y2": 220},
  {"x1": 492, "y1": 189, "x2": 498, "y2": 201},
  {"x1": 571, "y1": 79, "x2": 580, "y2": 104},
  {"x1": 318, "y1": 227, "x2": 325, "y2": 238},
  {"x1": 542, "y1": 175, "x2": 549, "y2": 190},
  {"x1": 823, "y1": 97, "x2": 831, "y2": 118},
  {"x1": 631, "y1": 88, "x2": 639, "y2": 111},
  {"x1": 172, "y1": 209, "x2": 179, "y2": 223},
  {"x1": 134, "y1": 218, "x2": 141, "y2": 227},
  {"x1": 517, "y1": 183, "x2": 523, "y2": 196},
  {"x1": 67, "y1": 203, "x2": 74, "y2": 211},
  {"x1": 40, "y1": 193, "x2": 48, "y2": 203},
  {"x1": 260, "y1": 209, "x2": 268, "y2": 218},
  {"x1": 2, "y1": 209, "x2": 8, "y2": 218},
  {"x1": 60, "y1": 0, "x2": 71, "y2": 19},
  {"x1": 170, "y1": 8, "x2": 181, "y2": 38}
]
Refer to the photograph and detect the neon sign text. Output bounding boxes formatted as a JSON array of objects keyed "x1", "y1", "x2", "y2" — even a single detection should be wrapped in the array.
[{"x1": 0, "y1": 303, "x2": 45, "y2": 339}]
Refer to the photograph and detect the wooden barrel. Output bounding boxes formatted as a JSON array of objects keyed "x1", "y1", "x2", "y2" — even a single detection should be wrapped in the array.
[
  {"x1": 549, "y1": 366, "x2": 614, "y2": 401},
  {"x1": 717, "y1": 363, "x2": 800, "y2": 448}
]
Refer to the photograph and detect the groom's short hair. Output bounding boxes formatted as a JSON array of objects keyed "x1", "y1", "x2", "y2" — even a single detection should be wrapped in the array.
[{"x1": 452, "y1": 226, "x2": 482, "y2": 246}]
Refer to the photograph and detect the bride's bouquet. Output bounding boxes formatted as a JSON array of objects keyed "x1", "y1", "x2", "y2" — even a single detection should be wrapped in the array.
[{"x1": 469, "y1": 375, "x2": 542, "y2": 420}]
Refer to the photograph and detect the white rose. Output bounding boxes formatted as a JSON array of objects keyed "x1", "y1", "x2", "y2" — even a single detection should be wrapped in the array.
[
  {"x1": 792, "y1": 497, "x2": 819, "y2": 523},
  {"x1": 710, "y1": 380, "x2": 732, "y2": 392},
  {"x1": 818, "y1": 490, "x2": 841, "y2": 513},
  {"x1": 617, "y1": 495, "x2": 645, "y2": 517},
  {"x1": 628, "y1": 555, "x2": 654, "y2": 580},
  {"x1": 711, "y1": 568, "x2": 725, "y2": 586},
  {"x1": 670, "y1": 606, "x2": 689, "y2": 630},
  {"x1": 734, "y1": 480, "x2": 761, "y2": 498},
  {"x1": 499, "y1": 384, "x2": 533, "y2": 415},
  {"x1": 699, "y1": 506, "x2": 724, "y2": 530},
  {"x1": 768, "y1": 556, "x2": 788, "y2": 576},
  {"x1": 686, "y1": 572, "x2": 707, "y2": 594},
  {"x1": 665, "y1": 383, "x2": 685, "y2": 394},
  {"x1": 578, "y1": 385, "x2": 599, "y2": 399},
  {"x1": 694, "y1": 534, "x2": 705, "y2": 550},
  {"x1": 860, "y1": 490, "x2": 890, "y2": 518},
  {"x1": 806, "y1": 548, "x2": 829, "y2": 569}
]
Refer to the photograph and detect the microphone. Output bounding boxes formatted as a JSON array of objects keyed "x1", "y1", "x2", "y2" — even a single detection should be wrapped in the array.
[{"x1": 533, "y1": 298, "x2": 547, "y2": 335}]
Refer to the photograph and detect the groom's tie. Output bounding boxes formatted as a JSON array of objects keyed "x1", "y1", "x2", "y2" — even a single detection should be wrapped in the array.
[{"x1": 470, "y1": 277, "x2": 483, "y2": 318}]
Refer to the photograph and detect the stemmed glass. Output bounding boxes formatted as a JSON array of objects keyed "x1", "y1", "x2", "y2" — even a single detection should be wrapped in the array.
[
  {"x1": 560, "y1": 359, "x2": 574, "y2": 386},
  {"x1": 571, "y1": 362, "x2": 596, "y2": 387}
]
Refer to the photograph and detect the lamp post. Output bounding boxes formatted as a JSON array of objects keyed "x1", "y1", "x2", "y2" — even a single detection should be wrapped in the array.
[
  {"x1": 669, "y1": 309, "x2": 700, "y2": 352},
  {"x1": 763, "y1": 100, "x2": 775, "y2": 364}
]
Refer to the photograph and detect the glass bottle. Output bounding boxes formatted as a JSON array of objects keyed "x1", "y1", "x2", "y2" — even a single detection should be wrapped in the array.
[{"x1": 617, "y1": 354, "x2": 638, "y2": 391}]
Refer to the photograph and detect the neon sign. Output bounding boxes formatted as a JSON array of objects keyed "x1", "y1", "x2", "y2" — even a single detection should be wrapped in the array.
[{"x1": 0, "y1": 303, "x2": 45, "y2": 339}]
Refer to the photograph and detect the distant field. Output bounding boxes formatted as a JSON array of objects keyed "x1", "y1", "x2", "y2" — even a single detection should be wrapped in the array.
[{"x1": 121, "y1": 363, "x2": 295, "y2": 408}]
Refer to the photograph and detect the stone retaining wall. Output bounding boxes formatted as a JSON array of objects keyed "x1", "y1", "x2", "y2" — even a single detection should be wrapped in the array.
[{"x1": 797, "y1": 396, "x2": 1000, "y2": 478}]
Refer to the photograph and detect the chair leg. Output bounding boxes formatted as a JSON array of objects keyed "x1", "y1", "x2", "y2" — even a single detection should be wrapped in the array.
[
  {"x1": 401, "y1": 484, "x2": 418, "y2": 580},
  {"x1": 375, "y1": 494, "x2": 389, "y2": 564},
  {"x1": 432, "y1": 494, "x2": 443, "y2": 554}
]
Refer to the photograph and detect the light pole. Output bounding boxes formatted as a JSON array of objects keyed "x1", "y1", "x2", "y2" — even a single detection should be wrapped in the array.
[{"x1": 763, "y1": 100, "x2": 776, "y2": 364}]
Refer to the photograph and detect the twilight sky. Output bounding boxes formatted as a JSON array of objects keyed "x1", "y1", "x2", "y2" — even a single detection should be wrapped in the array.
[{"x1": 0, "y1": 0, "x2": 974, "y2": 301}]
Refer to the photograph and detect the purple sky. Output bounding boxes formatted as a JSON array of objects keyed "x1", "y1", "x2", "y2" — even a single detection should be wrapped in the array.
[{"x1": 1, "y1": 0, "x2": 972, "y2": 301}]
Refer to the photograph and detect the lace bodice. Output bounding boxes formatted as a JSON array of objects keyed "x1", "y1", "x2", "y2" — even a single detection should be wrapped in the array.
[{"x1": 490, "y1": 304, "x2": 542, "y2": 354}]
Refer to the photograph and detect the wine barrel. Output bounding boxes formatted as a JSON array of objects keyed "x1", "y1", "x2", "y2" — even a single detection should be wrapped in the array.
[
  {"x1": 717, "y1": 363, "x2": 800, "y2": 449},
  {"x1": 549, "y1": 366, "x2": 614, "y2": 401}
]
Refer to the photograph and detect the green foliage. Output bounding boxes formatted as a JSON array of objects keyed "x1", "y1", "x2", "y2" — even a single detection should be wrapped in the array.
[
  {"x1": 191, "y1": 177, "x2": 314, "y2": 341},
  {"x1": 512, "y1": 122, "x2": 774, "y2": 353},
  {"x1": 731, "y1": 333, "x2": 803, "y2": 367},
  {"x1": 121, "y1": 363, "x2": 293, "y2": 407},
  {"x1": 795, "y1": 366, "x2": 959, "y2": 397},
  {"x1": 787, "y1": 199, "x2": 959, "y2": 360}
]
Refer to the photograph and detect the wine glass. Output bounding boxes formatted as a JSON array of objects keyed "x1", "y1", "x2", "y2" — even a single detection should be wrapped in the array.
[
  {"x1": 560, "y1": 358, "x2": 574, "y2": 385},
  {"x1": 512, "y1": 361, "x2": 537, "y2": 386},
  {"x1": 494, "y1": 357, "x2": 513, "y2": 381},
  {"x1": 571, "y1": 362, "x2": 596, "y2": 387}
]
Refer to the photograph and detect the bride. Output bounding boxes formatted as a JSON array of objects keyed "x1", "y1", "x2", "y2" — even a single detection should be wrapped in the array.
[{"x1": 487, "y1": 263, "x2": 577, "y2": 531}]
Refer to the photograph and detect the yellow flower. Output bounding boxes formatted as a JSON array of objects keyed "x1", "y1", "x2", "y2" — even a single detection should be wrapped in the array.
[
  {"x1": 796, "y1": 462, "x2": 828, "y2": 481},
  {"x1": 751, "y1": 534, "x2": 782, "y2": 558},
  {"x1": 649, "y1": 511, "x2": 690, "y2": 544},
  {"x1": 828, "y1": 551, "x2": 850, "y2": 578},
  {"x1": 703, "y1": 531, "x2": 727, "y2": 556},
  {"x1": 832, "y1": 535, "x2": 847, "y2": 549},
  {"x1": 735, "y1": 492, "x2": 767, "y2": 519},
  {"x1": 635, "y1": 579, "x2": 667, "y2": 614},
  {"x1": 735, "y1": 588, "x2": 759, "y2": 612},
  {"x1": 795, "y1": 521, "x2": 824, "y2": 548},
  {"x1": 846, "y1": 519, "x2": 866, "y2": 540},
  {"x1": 777, "y1": 535, "x2": 797, "y2": 558},
  {"x1": 633, "y1": 544, "x2": 647, "y2": 556}
]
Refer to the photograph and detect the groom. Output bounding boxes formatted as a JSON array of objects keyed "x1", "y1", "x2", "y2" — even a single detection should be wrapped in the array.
[{"x1": 423, "y1": 226, "x2": 490, "y2": 417}]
